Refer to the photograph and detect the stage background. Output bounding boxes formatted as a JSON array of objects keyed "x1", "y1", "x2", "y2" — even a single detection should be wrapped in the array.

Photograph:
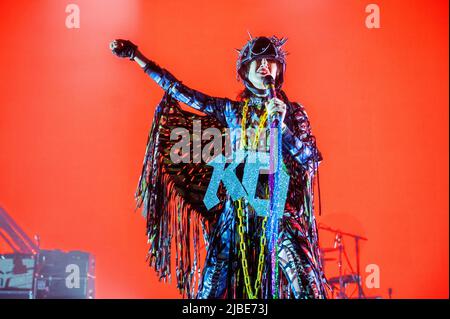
[{"x1": 0, "y1": 0, "x2": 448, "y2": 298}]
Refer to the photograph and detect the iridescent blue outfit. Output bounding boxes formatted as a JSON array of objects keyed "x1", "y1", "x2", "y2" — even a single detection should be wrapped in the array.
[{"x1": 135, "y1": 36, "x2": 328, "y2": 299}]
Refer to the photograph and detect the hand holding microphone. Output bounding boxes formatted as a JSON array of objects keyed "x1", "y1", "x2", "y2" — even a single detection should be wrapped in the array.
[{"x1": 263, "y1": 75, "x2": 287, "y2": 127}]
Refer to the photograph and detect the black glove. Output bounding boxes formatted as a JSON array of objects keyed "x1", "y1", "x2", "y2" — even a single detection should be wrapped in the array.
[{"x1": 110, "y1": 39, "x2": 138, "y2": 60}]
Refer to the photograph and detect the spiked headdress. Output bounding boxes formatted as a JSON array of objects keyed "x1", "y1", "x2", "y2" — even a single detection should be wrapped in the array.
[{"x1": 236, "y1": 33, "x2": 288, "y2": 95}]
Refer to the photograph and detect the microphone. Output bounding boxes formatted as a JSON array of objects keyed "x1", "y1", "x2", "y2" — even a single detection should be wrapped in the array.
[
  {"x1": 263, "y1": 75, "x2": 279, "y2": 126},
  {"x1": 263, "y1": 74, "x2": 277, "y2": 99}
]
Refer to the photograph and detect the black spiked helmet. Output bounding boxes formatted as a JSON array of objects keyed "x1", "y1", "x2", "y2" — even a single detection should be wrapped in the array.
[{"x1": 236, "y1": 34, "x2": 288, "y2": 95}]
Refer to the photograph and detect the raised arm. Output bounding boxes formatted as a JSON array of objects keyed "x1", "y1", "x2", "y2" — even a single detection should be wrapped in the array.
[{"x1": 110, "y1": 39, "x2": 232, "y2": 125}]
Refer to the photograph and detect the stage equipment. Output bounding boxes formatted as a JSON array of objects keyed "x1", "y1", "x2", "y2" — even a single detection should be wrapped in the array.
[
  {"x1": 0, "y1": 206, "x2": 95, "y2": 299},
  {"x1": 0, "y1": 253, "x2": 35, "y2": 299},
  {"x1": 319, "y1": 224, "x2": 368, "y2": 299},
  {"x1": 35, "y1": 250, "x2": 95, "y2": 299}
]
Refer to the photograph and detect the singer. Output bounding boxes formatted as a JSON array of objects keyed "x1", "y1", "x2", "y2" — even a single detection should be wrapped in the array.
[{"x1": 110, "y1": 35, "x2": 328, "y2": 299}]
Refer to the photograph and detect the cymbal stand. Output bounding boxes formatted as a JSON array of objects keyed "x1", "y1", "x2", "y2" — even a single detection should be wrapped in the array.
[{"x1": 320, "y1": 223, "x2": 368, "y2": 299}]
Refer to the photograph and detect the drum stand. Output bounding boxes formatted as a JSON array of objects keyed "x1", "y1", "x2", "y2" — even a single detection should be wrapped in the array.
[{"x1": 319, "y1": 224, "x2": 368, "y2": 299}]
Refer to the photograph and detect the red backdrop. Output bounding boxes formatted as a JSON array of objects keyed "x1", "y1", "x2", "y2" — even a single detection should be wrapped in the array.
[{"x1": 0, "y1": 0, "x2": 448, "y2": 298}]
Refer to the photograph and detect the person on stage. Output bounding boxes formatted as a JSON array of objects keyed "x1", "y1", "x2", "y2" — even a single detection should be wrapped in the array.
[{"x1": 110, "y1": 35, "x2": 328, "y2": 299}]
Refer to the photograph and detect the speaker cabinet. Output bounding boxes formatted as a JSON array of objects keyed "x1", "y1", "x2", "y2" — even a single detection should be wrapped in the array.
[
  {"x1": 35, "y1": 250, "x2": 95, "y2": 299},
  {"x1": 0, "y1": 253, "x2": 35, "y2": 298}
]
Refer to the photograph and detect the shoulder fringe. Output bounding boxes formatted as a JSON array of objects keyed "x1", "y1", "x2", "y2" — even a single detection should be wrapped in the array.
[{"x1": 135, "y1": 93, "x2": 204, "y2": 298}]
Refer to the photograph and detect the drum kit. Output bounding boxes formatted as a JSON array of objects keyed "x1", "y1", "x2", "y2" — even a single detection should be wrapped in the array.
[{"x1": 319, "y1": 223, "x2": 369, "y2": 299}]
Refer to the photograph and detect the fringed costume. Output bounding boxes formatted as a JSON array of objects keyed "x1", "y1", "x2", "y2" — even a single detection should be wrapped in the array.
[{"x1": 134, "y1": 36, "x2": 328, "y2": 299}]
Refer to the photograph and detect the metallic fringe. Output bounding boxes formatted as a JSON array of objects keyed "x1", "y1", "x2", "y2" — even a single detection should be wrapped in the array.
[
  {"x1": 135, "y1": 94, "x2": 204, "y2": 298},
  {"x1": 134, "y1": 93, "x2": 329, "y2": 298}
]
